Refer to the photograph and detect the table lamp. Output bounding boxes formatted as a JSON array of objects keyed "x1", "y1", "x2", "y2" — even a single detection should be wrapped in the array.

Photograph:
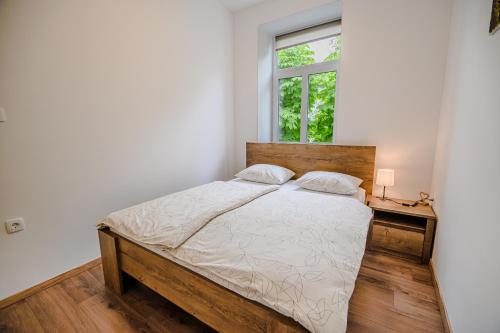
[{"x1": 376, "y1": 169, "x2": 394, "y2": 200}]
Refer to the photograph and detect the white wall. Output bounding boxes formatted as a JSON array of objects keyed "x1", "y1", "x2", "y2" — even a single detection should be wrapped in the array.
[
  {"x1": 0, "y1": 0, "x2": 233, "y2": 299},
  {"x1": 431, "y1": 0, "x2": 500, "y2": 332},
  {"x1": 234, "y1": 0, "x2": 451, "y2": 199},
  {"x1": 338, "y1": 0, "x2": 451, "y2": 199}
]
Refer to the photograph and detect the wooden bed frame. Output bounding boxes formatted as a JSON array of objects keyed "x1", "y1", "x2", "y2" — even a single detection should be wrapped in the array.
[{"x1": 98, "y1": 142, "x2": 376, "y2": 333}]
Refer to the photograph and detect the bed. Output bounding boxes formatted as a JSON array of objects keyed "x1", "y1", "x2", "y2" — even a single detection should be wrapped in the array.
[{"x1": 98, "y1": 142, "x2": 376, "y2": 333}]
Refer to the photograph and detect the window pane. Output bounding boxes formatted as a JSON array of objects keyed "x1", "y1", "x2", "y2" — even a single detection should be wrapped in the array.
[
  {"x1": 307, "y1": 71, "x2": 336, "y2": 143},
  {"x1": 277, "y1": 36, "x2": 341, "y2": 70},
  {"x1": 278, "y1": 77, "x2": 302, "y2": 142}
]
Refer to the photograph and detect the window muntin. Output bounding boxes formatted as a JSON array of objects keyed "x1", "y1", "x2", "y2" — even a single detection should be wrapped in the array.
[{"x1": 273, "y1": 21, "x2": 341, "y2": 144}]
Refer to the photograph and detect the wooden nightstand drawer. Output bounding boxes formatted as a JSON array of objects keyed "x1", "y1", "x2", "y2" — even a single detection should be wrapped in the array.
[
  {"x1": 371, "y1": 224, "x2": 424, "y2": 258},
  {"x1": 367, "y1": 195, "x2": 437, "y2": 264}
]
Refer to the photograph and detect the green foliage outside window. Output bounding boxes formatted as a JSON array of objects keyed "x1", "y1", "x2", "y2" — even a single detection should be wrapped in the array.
[
  {"x1": 278, "y1": 77, "x2": 302, "y2": 142},
  {"x1": 277, "y1": 37, "x2": 341, "y2": 143}
]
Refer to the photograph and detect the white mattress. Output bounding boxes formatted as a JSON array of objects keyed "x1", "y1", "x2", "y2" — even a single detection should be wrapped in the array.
[
  {"x1": 230, "y1": 178, "x2": 366, "y2": 203},
  {"x1": 110, "y1": 179, "x2": 372, "y2": 333}
]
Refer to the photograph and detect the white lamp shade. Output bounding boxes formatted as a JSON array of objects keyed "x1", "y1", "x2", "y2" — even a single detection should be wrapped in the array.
[{"x1": 376, "y1": 169, "x2": 394, "y2": 187}]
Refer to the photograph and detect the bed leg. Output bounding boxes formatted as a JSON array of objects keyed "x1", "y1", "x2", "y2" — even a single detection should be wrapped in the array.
[
  {"x1": 98, "y1": 229, "x2": 124, "y2": 295},
  {"x1": 366, "y1": 217, "x2": 374, "y2": 250}
]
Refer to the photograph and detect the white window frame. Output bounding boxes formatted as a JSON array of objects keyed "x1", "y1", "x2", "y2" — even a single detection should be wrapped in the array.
[{"x1": 272, "y1": 35, "x2": 340, "y2": 143}]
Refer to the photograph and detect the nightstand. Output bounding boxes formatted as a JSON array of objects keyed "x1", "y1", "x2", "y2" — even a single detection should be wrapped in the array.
[{"x1": 366, "y1": 195, "x2": 437, "y2": 264}]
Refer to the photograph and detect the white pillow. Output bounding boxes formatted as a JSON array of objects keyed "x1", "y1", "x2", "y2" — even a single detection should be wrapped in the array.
[
  {"x1": 235, "y1": 164, "x2": 295, "y2": 185},
  {"x1": 295, "y1": 171, "x2": 363, "y2": 195}
]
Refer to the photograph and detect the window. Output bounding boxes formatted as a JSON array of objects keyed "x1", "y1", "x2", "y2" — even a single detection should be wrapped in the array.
[{"x1": 273, "y1": 21, "x2": 341, "y2": 143}]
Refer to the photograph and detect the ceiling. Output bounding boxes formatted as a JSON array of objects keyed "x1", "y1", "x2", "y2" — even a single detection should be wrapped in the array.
[{"x1": 218, "y1": 0, "x2": 270, "y2": 12}]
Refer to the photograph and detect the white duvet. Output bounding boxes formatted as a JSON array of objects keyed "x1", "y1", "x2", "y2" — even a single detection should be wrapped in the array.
[
  {"x1": 105, "y1": 181, "x2": 278, "y2": 248},
  {"x1": 106, "y1": 181, "x2": 372, "y2": 333}
]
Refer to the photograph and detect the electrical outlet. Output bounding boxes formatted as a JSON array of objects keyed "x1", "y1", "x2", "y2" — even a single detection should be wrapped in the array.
[{"x1": 5, "y1": 218, "x2": 25, "y2": 234}]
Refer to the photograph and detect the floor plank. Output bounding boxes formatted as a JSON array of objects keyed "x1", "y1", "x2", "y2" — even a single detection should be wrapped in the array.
[
  {"x1": 25, "y1": 284, "x2": 99, "y2": 333},
  {"x1": 0, "y1": 251, "x2": 444, "y2": 333},
  {"x1": 0, "y1": 300, "x2": 44, "y2": 333},
  {"x1": 60, "y1": 271, "x2": 104, "y2": 304},
  {"x1": 348, "y1": 252, "x2": 444, "y2": 333},
  {"x1": 79, "y1": 294, "x2": 151, "y2": 333}
]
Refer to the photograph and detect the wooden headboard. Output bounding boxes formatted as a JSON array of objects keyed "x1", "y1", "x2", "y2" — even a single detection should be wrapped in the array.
[{"x1": 246, "y1": 142, "x2": 376, "y2": 194}]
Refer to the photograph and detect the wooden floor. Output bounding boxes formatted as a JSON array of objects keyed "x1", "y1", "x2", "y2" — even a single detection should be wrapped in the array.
[{"x1": 0, "y1": 251, "x2": 444, "y2": 333}]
